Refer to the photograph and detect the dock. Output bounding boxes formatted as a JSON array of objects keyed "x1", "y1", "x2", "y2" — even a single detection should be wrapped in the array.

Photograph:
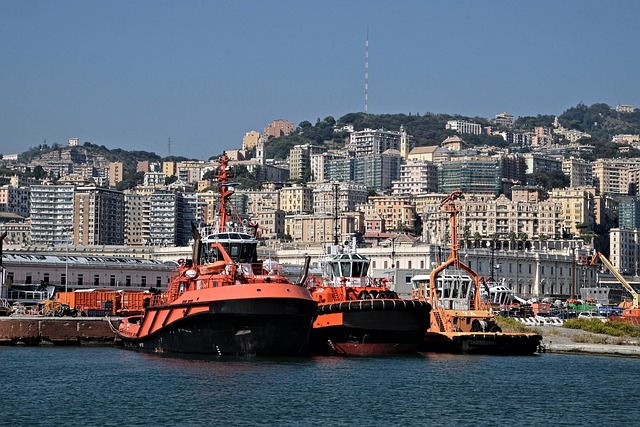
[{"x1": 0, "y1": 316, "x2": 119, "y2": 345}]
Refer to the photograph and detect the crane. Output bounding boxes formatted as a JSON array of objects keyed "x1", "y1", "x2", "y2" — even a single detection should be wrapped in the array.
[{"x1": 583, "y1": 252, "x2": 639, "y2": 309}]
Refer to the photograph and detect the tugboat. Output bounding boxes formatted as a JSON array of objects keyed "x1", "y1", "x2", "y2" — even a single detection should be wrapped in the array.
[
  {"x1": 116, "y1": 153, "x2": 318, "y2": 356},
  {"x1": 306, "y1": 237, "x2": 431, "y2": 356},
  {"x1": 413, "y1": 191, "x2": 542, "y2": 355}
]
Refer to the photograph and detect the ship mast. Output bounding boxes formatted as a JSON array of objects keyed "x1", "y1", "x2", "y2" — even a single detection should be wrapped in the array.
[{"x1": 215, "y1": 153, "x2": 235, "y2": 233}]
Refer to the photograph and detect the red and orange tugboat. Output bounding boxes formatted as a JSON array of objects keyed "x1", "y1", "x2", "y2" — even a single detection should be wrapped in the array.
[
  {"x1": 306, "y1": 238, "x2": 431, "y2": 356},
  {"x1": 413, "y1": 191, "x2": 542, "y2": 355},
  {"x1": 116, "y1": 153, "x2": 317, "y2": 356}
]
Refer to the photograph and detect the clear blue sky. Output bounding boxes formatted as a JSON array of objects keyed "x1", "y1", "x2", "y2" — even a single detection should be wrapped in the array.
[{"x1": 2, "y1": 1, "x2": 639, "y2": 160}]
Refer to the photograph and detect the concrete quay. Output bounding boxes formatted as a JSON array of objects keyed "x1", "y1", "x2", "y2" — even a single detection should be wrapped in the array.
[{"x1": 537, "y1": 325, "x2": 640, "y2": 358}]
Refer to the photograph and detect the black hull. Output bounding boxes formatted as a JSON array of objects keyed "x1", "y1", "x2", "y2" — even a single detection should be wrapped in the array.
[
  {"x1": 118, "y1": 298, "x2": 317, "y2": 356},
  {"x1": 310, "y1": 299, "x2": 431, "y2": 356},
  {"x1": 420, "y1": 332, "x2": 543, "y2": 355}
]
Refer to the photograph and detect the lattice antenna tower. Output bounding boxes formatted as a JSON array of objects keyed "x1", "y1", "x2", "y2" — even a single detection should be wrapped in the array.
[
  {"x1": 364, "y1": 28, "x2": 369, "y2": 114},
  {"x1": 168, "y1": 137, "x2": 171, "y2": 156}
]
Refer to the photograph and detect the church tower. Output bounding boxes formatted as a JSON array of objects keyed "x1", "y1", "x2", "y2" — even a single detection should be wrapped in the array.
[
  {"x1": 256, "y1": 136, "x2": 266, "y2": 166},
  {"x1": 400, "y1": 125, "x2": 409, "y2": 160}
]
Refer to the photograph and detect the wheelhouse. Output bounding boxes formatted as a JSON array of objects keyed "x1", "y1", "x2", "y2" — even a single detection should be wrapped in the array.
[{"x1": 201, "y1": 232, "x2": 258, "y2": 264}]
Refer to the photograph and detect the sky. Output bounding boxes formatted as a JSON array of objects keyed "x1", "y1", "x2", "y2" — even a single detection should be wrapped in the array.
[{"x1": 2, "y1": 1, "x2": 639, "y2": 160}]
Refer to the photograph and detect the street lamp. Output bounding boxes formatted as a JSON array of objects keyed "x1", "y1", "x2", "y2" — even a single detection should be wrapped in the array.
[{"x1": 486, "y1": 241, "x2": 495, "y2": 282}]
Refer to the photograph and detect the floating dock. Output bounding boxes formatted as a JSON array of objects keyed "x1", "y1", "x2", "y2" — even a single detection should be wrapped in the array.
[{"x1": 0, "y1": 316, "x2": 118, "y2": 345}]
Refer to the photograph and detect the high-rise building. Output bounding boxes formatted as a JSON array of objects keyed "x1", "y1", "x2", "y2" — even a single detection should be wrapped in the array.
[
  {"x1": 609, "y1": 228, "x2": 640, "y2": 274},
  {"x1": 30, "y1": 185, "x2": 75, "y2": 245},
  {"x1": 74, "y1": 186, "x2": 125, "y2": 245},
  {"x1": 391, "y1": 160, "x2": 438, "y2": 196},
  {"x1": 438, "y1": 157, "x2": 502, "y2": 195},
  {"x1": 618, "y1": 198, "x2": 640, "y2": 229},
  {"x1": 289, "y1": 144, "x2": 324, "y2": 181},
  {"x1": 108, "y1": 162, "x2": 124, "y2": 187},
  {"x1": 0, "y1": 185, "x2": 30, "y2": 218},
  {"x1": 563, "y1": 157, "x2": 593, "y2": 188},
  {"x1": 550, "y1": 188, "x2": 595, "y2": 236},
  {"x1": 349, "y1": 127, "x2": 408, "y2": 156}
]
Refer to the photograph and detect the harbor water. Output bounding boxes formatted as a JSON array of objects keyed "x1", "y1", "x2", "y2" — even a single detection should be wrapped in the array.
[{"x1": 1, "y1": 347, "x2": 638, "y2": 426}]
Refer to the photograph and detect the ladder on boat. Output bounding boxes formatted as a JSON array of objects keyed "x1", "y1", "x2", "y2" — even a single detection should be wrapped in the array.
[{"x1": 432, "y1": 309, "x2": 446, "y2": 332}]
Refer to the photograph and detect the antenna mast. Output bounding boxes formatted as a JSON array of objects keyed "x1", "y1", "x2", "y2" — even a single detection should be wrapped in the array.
[
  {"x1": 364, "y1": 29, "x2": 369, "y2": 114},
  {"x1": 333, "y1": 182, "x2": 340, "y2": 245}
]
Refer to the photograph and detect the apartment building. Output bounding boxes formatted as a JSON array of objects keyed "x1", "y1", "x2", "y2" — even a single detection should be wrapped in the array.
[
  {"x1": 289, "y1": 144, "x2": 324, "y2": 181},
  {"x1": 30, "y1": 185, "x2": 75, "y2": 245},
  {"x1": 438, "y1": 157, "x2": 502, "y2": 195},
  {"x1": 74, "y1": 186, "x2": 125, "y2": 245},
  {"x1": 124, "y1": 191, "x2": 147, "y2": 246},
  {"x1": 391, "y1": 160, "x2": 438, "y2": 196},
  {"x1": 618, "y1": 198, "x2": 640, "y2": 228},
  {"x1": 522, "y1": 153, "x2": 563, "y2": 175},
  {"x1": 283, "y1": 213, "x2": 362, "y2": 244},
  {"x1": 312, "y1": 182, "x2": 368, "y2": 216},
  {"x1": 358, "y1": 195, "x2": 417, "y2": 232},
  {"x1": 349, "y1": 127, "x2": 407, "y2": 156},
  {"x1": 563, "y1": 157, "x2": 593, "y2": 188},
  {"x1": 493, "y1": 112, "x2": 514, "y2": 128},
  {"x1": 445, "y1": 120, "x2": 482, "y2": 135},
  {"x1": 176, "y1": 160, "x2": 207, "y2": 184},
  {"x1": 309, "y1": 151, "x2": 346, "y2": 183},
  {"x1": 242, "y1": 131, "x2": 261, "y2": 150},
  {"x1": 280, "y1": 185, "x2": 313, "y2": 214},
  {"x1": 108, "y1": 162, "x2": 124, "y2": 187},
  {"x1": 146, "y1": 190, "x2": 182, "y2": 246},
  {"x1": 420, "y1": 194, "x2": 564, "y2": 245},
  {"x1": 609, "y1": 228, "x2": 640, "y2": 275},
  {"x1": 550, "y1": 188, "x2": 595, "y2": 236},
  {"x1": 352, "y1": 152, "x2": 403, "y2": 191},
  {"x1": 531, "y1": 127, "x2": 553, "y2": 146},
  {"x1": 0, "y1": 184, "x2": 30, "y2": 218},
  {"x1": 264, "y1": 120, "x2": 294, "y2": 139}
]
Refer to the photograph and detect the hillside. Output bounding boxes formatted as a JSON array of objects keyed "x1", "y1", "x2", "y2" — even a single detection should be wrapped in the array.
[
  {"x1": 9, "y1": 102, "x2": 640, "y2": 169},
  {"x1": 16, "y1": 142, "x2": 190, "y2": 176},
  {"x1": 266, "y1": 103, "x2": 640, "y2": 160}
]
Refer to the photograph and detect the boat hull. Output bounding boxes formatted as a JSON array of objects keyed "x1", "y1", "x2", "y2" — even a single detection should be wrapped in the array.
[
  {"x1": 310, "y1": 299, "x2": 431, "y2": 356},
  {"x1": 117, "y1": 297, "x2": 317, "y2": 356},
  {"x1": 420, "y1": 331, "x2": 542, "y2": 355}
]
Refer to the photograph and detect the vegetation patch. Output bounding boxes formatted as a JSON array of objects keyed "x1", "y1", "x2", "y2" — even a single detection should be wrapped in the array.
[
  {"x1": 495, "y1": 316, "x2": 532, "y2": 333},
  {"x1": 564, "y1": 318, "x2": 640, "y2": 340}
]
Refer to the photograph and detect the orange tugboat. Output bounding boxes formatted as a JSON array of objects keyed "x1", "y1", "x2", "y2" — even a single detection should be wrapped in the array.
[
  {"x1": 306, "y1": 238, "x2": 431, "y2": 356},
  {"x1": 116, "y1": 153, "x2": 317, "y2": 356},
  {"x1": 413, "y1": 191, "x2": 542, "y2": 355}
]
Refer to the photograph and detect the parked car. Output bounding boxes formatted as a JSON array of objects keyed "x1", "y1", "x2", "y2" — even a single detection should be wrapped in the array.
[{"x1": 578, "y1": 311, "x2": 607, "y2": 322}]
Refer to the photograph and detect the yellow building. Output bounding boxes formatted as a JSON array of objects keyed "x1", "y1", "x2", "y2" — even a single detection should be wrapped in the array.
[
  {"x1": 108, "y1": 162, "x2": 124, "y2": 187},
  {"x1": 163, "y1": 161, "x2": 176, "y2": 177},
  {"x1": 243, "y1": 131, "x2": 261, "y2": 150},
  {"x1": 280, "y1": 185, "x2": 313, "y2": 214}
]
